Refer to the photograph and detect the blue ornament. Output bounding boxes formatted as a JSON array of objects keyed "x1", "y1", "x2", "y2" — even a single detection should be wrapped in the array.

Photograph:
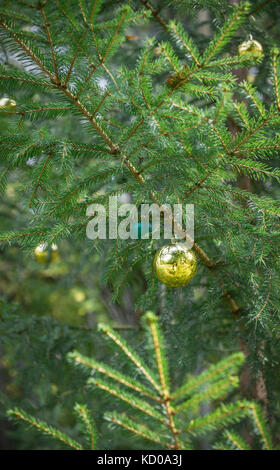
[{"x1": 131, "y1": 221, "x2": 153, "y2": 239}]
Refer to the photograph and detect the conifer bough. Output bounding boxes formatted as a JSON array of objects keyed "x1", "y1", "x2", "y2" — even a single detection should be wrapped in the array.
[{"x1": 1, "y1": 0, "x2": 280, "y2": 442}]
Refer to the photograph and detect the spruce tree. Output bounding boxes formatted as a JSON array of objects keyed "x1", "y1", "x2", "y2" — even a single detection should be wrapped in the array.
[{"x1": 0, "y1": 0, "x2": 279, "y2": 450}]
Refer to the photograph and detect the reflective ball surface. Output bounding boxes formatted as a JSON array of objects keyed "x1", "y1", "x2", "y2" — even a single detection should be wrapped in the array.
[
  {"x1": 153, "y1": 243, "x2": 197, "y2": 287},
  {"x1": 34, "y1": 243, "x2": 59, "y2": 264},
  {"x1": 238, "y1": 39, "x2": 263, "y2": 57},
  {"x1": 0, "y1": 98, "x2": 16, "y2": 110}
]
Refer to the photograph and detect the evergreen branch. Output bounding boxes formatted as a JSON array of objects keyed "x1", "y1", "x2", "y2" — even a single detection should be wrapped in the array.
[
  {"x1": 29, "y1": 151, "x2": 53, "y2": 208},
  {"x1": 221, "y1": 430, "x2": 250, "y2": 450},
  {"x1": 78, "y1": 0, "x2": 88, "y2": 24},
  {"x1": 0, "y1": 21, "x2": 56, "y2": 81},
  {"x1": 40, "y1": 3, "x2": 59, "y2": 80},
  {"x1": 43, "y1": 167, "x2": 116, "y2": 218},
  {"x1": 159, "y1": 42, "x2": 181, "y2": 73},
  {"x1": 88, "y1": 377, "x2": 167, "y2": 424},
  {"x1": 175, "y1": 376, "x2": 239, "y2": 412},
  {"x1": 241, "y1": 82, "x2": 266, "y2": 117},
  {"x1": 247, "y1": 0, "x2": 274, "y2": 16},
  {"x1": 212, "y1": 124, "x2": 229, "y2": 153},
  {"x1": 101, "y1": 8, "x2": 128, "y2": 63},
  {"x1": 143, "y1": 312, "x2": 180, "y2": 449},
  {"x1": 105, "y1": 412, "x2": 172, "y2": 448},
  {"x1": 233, "y1": 102, "x2": 251, "y2": 129},
  {"x1": 0, "y1": 21, "x2": 115, "y2": 150},
  {"x1": 182, "y1": 173, "x2": 212, "y2": 201},
  {"x1": 63, "y1": 49, "x2": 79, "y2": 87},
  {"x1": 272, "y1": 48, "x2": 280, "y2": 110},
  {"x1": 0, "y1": 70, "x2": 55, "y2": 90},
  {"x1": 140, "y1": 0, "x2": 168, "y2": 32},
  {"x1": 74, "y1": 403, "x2": 97, "y2": 450},
  {"x1": 0, "y1": 229, "x2": 47, "y2": 244},
  {"x1": 172, "y1": 353, "x2": 245, "y2": 401},
  {"x1": 185, "y1": 401, "x2": 250, "y2": 436},
  {"x1": 144, "y1": 312, "x2": 170, "y2": 395},
  {"x1": 0, "y1": 2, "x2": 251, "y2": 319},
  {"x1": 0, "y1": 8, "x2": 42, "y2": 26},
  {"x1": 248, "y1": 403, "x2": 273, "y2": 450},
  {"x1": 98, "y1": 323, "x2": 162, "y2": 393},
  {"x1": 53, "y1": 0, "x2": 80, "y2": 31},
  {"x1": 75, "y1": 65, "x2": 97, "y2": 99},
  {"x1": 202, "y1": 2, "x2": 250, "y2": 64},
  {"x1": 92, "y1": 92, "x2": 111, "y2": 117},
  {"x1": 230, "y1": 160, "x2": 280, "y2": 182},
  {"x1": 204, "y1": 55, "x2": 260, "y2": 69},
  {"x1": 7, "y1": 408, "x2": 83, "y2": 450},
  {"x1": 89, "y1": 0, "x2": 103, "y2": 22},
  {"x1": 68, "y1": 351, "x2": 160, "y2": 401},
  {"x1": 233, "y1": 111, "x2": 279, "y2": 152},
  {"x1": 168, "y1": 21, "x2": 200, "y2": 66},
  {"x1": 10, "y1": 105, "x2": 71, "y2": 119},
  {"x1": 252, "y1": 273, "x2": 271, "y2": 321}
]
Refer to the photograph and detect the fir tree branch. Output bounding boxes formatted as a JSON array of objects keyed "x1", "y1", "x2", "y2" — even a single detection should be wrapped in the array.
[
  {"x1": 0, "y1": 72, "x2": 55, "y2": 89},
  {"x1": 175, "y1": 376, "x2": 239, "y2": 412},
  {"x1": 74, "y1": 403, "x2": 97, "y2": 450},
  {"x1": 0, "y1": 21, "x2": 56, "y2": 81},
  {"x1": 144, "y1": 313, "x2": 180, "y2": 450},
  {"x1": 68, "y1": 350, "x2": 160, "y2": 402},
  {"x1": 215, "y1": 430, "x2": 250, "y2": 450},
  {"x1": 29, "y1": 151, "x2": 53, "y2": 208},
  {"x1": 0, "y1": 3, "x2": 260, "y2": 319},
  {"x1": 140, "y1": 0, "x2": 168, "y2": 32},
  {"x1": 40, "y1": 2, "x2": 59, "y2": 80},
  {"x1": 101, "y1": 8, "x2": 128, "y2": 63},
  {"x1": 185, "y1": 401, "x2": 250, "y2": 436},
  {"x1": 63, "y1": 49, "x2": 79, "y2": 87},
  {"x1": 241, "y1": 82, "x2": 266, "y2": 117},
  {"x1": 233, "y1": 111, "x2": 278, "y2": 152},
  {"x1": 272, "y1": 48, "x2": 280, "y2": 111},
  {"x1": 105, "y1": 412, "x2": 172, "y2": 448},
  {"x1": 248, "y1": 403, "x2": 273, "y2": 450},
  {"x1": 7, "y1": 408, "x2": 83, "y2": 450},
  {"x1": 168, "y1": 21, "x2": 201, "y2": 66},
  {"x1": 247, "y1": 0, "x2": 274, "y2": 16},
  {"x1": 233, "y1": 102, "x2": 251, "y2": 129},
  {"x1": 98, "y1": 324, "x2": 162, "y2": 394},
  {"x1": 172, "y1": 353, "x2": 245, "y2": 401},
  {"x1": 88, "y1": 377, "x2": 167, "y2": 424},
  {"x1": 202, "y1": 2, "x2": 250, "y2": 64},
  {"x1": 89, "y1": 0, "x2": 103, "y2": 22}
]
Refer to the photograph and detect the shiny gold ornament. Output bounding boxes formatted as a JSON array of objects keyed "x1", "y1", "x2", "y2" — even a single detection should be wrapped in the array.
[
  {"x1": 34, "y1": 243, "x2": 59, "y2": 264},
  {"x1": 238, "y1": 39, "x2": 263, "y2": 57},
  {"x1": 0, "y1": 97, "x2": 16, "y2": 110},
  {"x1": 153, "y1": 243, "x2": 197, "y2": 287}
]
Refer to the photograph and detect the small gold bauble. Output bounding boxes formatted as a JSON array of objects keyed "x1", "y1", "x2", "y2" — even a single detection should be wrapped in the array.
[
  {"x1": 153, "y1": 243, "x2": 197, "y2": 287},
  {"x1": 238, "y1": 39, "x2": 263, "y2": 57},
  {"x1": 34, "y1": 243, "x2": 59, "y2": 264},
  {"x1": 0, "y1": 97, "x2": 16, "y2": 110}
]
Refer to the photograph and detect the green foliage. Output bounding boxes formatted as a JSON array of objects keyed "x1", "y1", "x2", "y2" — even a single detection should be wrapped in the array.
[
  {"x1": 1, "y1": 0, "x2": 280, "y2": 451},
  {"x1": 7, "y1": 405, "x2": 96, "y2": 450},
  {"x1": 6, "y1": 311, "x2": 252, "y2": 450},
  {"x1": 215, "y1": 403, "x2": 275, "y2": 450},
  {"x1": 67, "y1": 312, "x2": 249, "y2": 450}
]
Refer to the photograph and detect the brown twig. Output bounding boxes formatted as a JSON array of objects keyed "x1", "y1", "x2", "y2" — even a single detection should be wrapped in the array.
[{"x1": 140, "y1": 0, "x2": 169, "y2": 32}]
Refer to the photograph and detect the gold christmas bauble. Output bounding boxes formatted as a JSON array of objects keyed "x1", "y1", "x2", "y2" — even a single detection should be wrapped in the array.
[
  {"x1": 238, "y1": 39, "x2": 263, "y2": 57},
  {"x1": 153, "y1": 243, "x2": 197, "y2": 287},
  {"x1": 0, "y1": 97, "x2": 16, "y2": 110},
  {"x1": 34, "y1": 243, "x2": 59, "y2": 264}
]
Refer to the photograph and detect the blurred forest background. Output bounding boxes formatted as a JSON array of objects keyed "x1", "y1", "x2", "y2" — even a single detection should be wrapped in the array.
[{"x1": 0, "y1": 0, "x2": 280, "y2": 450}]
